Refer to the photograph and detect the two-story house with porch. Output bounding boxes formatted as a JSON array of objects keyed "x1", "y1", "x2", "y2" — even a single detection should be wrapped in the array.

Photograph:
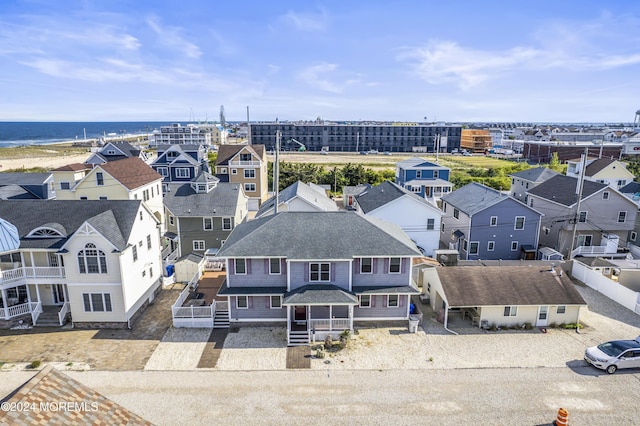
[
  {"x1": 566, "y1": 157, "x2": 635, "y2": 190},
  {"x1": 440, "y1": 182, "x2": 542, "y2": 260},
  {"x1": 395, "y1": 158, "x2": 452, "y2": 204},
  {"x1": 150, "y1": 144, "x2": 210, "y2": 183},
  {"x1": 215, "y1": 211, "x2": 422, "y2": 345},
  {"x1": 0, "y1": 200, "x2": 162, "y2": 329},
  {"x1": 354, "y1": 181, "x2": 444, "y2": 256},
  {"x1": 527, "y1": 174, "x2": 638, "y2": 258},
  {"x1": 214, "y1": 144, "x2": 268, "y2": 211},
  {"x1": 52, "y1": 157, "x2": 164, "y2": 228},
  {"x1": 163, "y1": 173, "x2": 248, "y2": 265}
]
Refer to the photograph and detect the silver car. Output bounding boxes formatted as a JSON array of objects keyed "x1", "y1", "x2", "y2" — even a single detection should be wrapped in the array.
[{"x1": 584, "y1": 337, "x2": 640, "y2": 374}]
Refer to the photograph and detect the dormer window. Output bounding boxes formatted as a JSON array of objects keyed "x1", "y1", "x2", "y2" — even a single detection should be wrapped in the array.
[
  {"x1": 96, "y1": 172, "x2": 104, "y2": 186},
  {"x1": 240, "y1": 153, "x2": 252, "y2": 162},
  {"x1": 27, "y1": 227, "x2": 65, "y2": 238}
]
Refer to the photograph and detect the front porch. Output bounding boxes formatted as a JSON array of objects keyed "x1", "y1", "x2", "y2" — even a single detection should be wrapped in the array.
[
  {"x1": 171, "y1": 271, "x2": 229, "y2": 328},
  {"x1": 1, "y1": 282, "x2": 71, "y2": 328}
]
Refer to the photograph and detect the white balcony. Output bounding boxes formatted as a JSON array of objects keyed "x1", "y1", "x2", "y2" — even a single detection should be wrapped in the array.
[
  {"x1": 0, "y1": 266, "x2": 65, "y2": 286},
  {"x1": 227, "y1": 159, "x2": 261, "y2": 167}
]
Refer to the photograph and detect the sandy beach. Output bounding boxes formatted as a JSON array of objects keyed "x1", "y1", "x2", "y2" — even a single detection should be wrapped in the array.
[{"x1": 0, "y1": 153, "x2": 90, "y2": 171}]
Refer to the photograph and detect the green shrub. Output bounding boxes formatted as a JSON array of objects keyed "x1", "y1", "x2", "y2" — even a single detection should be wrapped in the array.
[{"x1": 28, "y1": 360, "x2": 41, "y2": 369}]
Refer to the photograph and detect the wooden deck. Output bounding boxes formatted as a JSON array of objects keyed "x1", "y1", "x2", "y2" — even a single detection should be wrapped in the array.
[
  {"x1": 286, "y1": 346, "x2": 311, "y2": 369},
  {"x1": 181, "y1": 271, "x2": 227, "y2": 307}
]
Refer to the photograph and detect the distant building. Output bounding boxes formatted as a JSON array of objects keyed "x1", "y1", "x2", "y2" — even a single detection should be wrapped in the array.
[
  {"x1": 460, "y1": 129, "x2": 492, "y2": 153},
  {"x1": 151, "y1": 123, "x2": 218, "y2": 146},
  {"x1": 249, "y1": 122, "x2": 462, "y2": 153},
  {"x1": 395, "y1": 158, "x2": 452, "y2": 203}
]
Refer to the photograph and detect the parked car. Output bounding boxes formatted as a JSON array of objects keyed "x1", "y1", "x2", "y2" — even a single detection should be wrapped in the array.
[{"x1": 584, "y1": 337, "x2": 640, "y2": 374}]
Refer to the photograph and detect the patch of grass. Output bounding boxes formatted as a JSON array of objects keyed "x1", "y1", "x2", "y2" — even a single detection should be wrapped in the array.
[
  {"x1": 0, "y1": 145, "x2": 89, "y2": 159},
  {"x1": 28, "y1": 360, "x2": 41, "y2": 369}
]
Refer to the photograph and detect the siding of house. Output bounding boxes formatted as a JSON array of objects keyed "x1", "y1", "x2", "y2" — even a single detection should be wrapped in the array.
[
  {"x1": 67, "y1": 283, "x2": 125, "y2": 323},
  {"x1": 227, "y1": 258, "x2": 288, "y2": 287},
  {"x1": 440, "y1": 202, "x2": 472, "y2": 253},
  {"x1": 178, "y1": 216, "x2": 235, "y2": 257},
  {"x1": 354, "y1": 295, "x2": 409, "y2": 319},
  {"x1": 468, "y1": 198, "x2": 541, "y2": 260},
  {"x1": 229, "y1": 296, "x2": 287, "y2": 321},
  {"x1": 351, "y1": 258, "x2": 411, "y2": 287},
  {"x1": 288, "y1": 261, "x2": 350, "y2": 290}
]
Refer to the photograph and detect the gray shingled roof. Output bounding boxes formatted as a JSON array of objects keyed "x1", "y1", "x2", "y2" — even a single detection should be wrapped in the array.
[
  {"x1": 509, "y1": 167, "x2": 560, "y2": 183},
  {"x1": 216, "y1": 211, "x2": 421, "y2": 260},
  {"x1": 585, "y1": 158, "x2": 615, "y2": 176},
  {"x1": 283, "y1": 284, "x2": 359, "y2": 305},
  {"x1": 574, "y1": 257, "x2": 617, "y2": 268},
  {"x1": 255, "y1": 181, "x2": 338, "y2": 218},
  {"x1": 0, "y1": 200, "x2": 141, "y2": 250},
  {"x1": 619, "y1": 182, "x2": 640, "y2": 194},
  {"x1": 396, "y1": 158, "x2": 447, "y2": 170},
  {"x1": 163, "y1": 182, "x2": 245, "y2": 217},
  {"x1": 527, "y1": 175, "x2": 607, "y2": 206},
  {"x1": 436, "y1": 266, "x2": 587, "y2": 307},
  {"x1": 441, "y1": 182, "x2": 510, "y2": 215},
  {"x1": 355, "y1": 181, "x2": 441, "y2": 214},
  {"x1": 352, "y1": 285, "x2": 420, "y2": 295},
  {"x1": 218, "y1": 285, "x2": 287, "y2": 296},
  {"x1": 0, "y1": 172, "x2": 52, "y2": 185},
  {"x1": 215, "y1": 144, "x2": 265, "y2": 166},
  {"x1": 0, "y1": 185, "x2": 37, "y2": 200}
]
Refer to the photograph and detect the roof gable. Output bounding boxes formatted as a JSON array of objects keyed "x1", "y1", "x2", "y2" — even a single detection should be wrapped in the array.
[
  {"x1": 441, "y1": 182, "x2": 509, "y2": 215},
  {"x1": 96, "y1": 157, "x2": 162, "y2": 190},
  {"x1": 356, "y1": 181, "x2": 440, "y2": 214},
  {"x1": 527, "y1": 175, "x2": 607, "y2": 207},
  {"x1": 215, "y1": 144, "x2": 265, "y2": 166}
]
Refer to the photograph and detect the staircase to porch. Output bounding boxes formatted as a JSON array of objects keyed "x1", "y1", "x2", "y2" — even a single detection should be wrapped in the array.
[
  {"x1": 213, "y1": 308, "x2": 229, "y2": 329},
  {"x1": 288, "y1": 330, "x2": 310, "y2": 346},
  {"x1": 34, "y1": 305, "x2": 67, "y2": 327}
]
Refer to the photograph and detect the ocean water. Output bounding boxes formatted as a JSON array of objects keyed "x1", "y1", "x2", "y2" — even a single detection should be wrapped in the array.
[{"x1": 0, "y1": 122, "x2": 180, "y2": 147}]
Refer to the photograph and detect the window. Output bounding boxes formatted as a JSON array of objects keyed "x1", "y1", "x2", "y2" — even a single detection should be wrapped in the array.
[
  {"x1": 176, "y1": 168, "x2": 190, "y2": 178},
  {"x1": 631, "y1": 231, "x2": 637, "y2": 242},
  {"x1": 556, "y1": 305, "x2": 566, "y2": 314},
  {"x1": 359, "y1": 295, "x2": 371, "y2": 308},
  {"x1": 193, "y1": 240, "x2": 205, "y2": 251},
  {"x1": 222, "y1": 218, "x2": 233, "y2": 230},
  {"x1": 441, "y1": 223, "x2": 445, "y2": 232},
  {"x1": 514, "y1": 216, "x2": 525, "y2": 230},
  {"x1": 511, "y1": 241, "x2": 518, "y2": 251},
  {"x1": 60, "y1": 182, "x2": 70, "y2": 190},
  {"x1": 453, "y1": 208, "x2": 460, "y2": 219},
  {"x1": 503, "y1": 306, "x2": 517, "y2": 316},
  {"x1": 487, "y1": 241, "x2": 495, "y2": 251},
  {"x1": 240, "y1": 153, "x2": 252, "y2": 162},
  {"x1": 78, "y1": 243, "x2": 107, "y2": 274},
  {"x1": 157, "y1": 167, "x2": 168, "y2": 177},
  {"x1": 203, "y1": 218, "x2": 213, "y2": 230},
  {"x1": 427, "y1": 218, "x2": 435, "y2": 230},
  {"x1": 99, "y1": 196, "x2": 107, "y2": 200},
  {"x1": 270, "y1": 295, "x2": 282, "y2": 309},
  {"x1": 244, "y1": 183, "x2": 256, "y2": 192},
  {"x1": 310, "y1": 263, "x2": 330, "y2": 281},
  {"x1": 490, "y1": 216, "x2": 498, "y2": 226},
  {"x1": 236, "y1": 296, "x2": 248, "y2": 309},
  {"x1": 578, "y1": 211, "x2": 587, "y2": 223},
  {"x1": 147, "y1": 235, "x2": 152, "y2": 249},
  {"x1": 96, "y1": 172, "x2": 104, "y2": 186},
  {"x1": 361, "y1": 258, "x2": 373, "y2": 274},
  {"x1": 411, "y1": 186, "x2": 421, "y2": 193},
  {"x1": 416, "y1": 170, "x2": 422, "y2": 179},
  {"x1": 149, "y1": 267, "x2": 153, "y2": 278},
  {"x1": 82, "y1": 293, "x2": 112, "y2": 312},
  {"x1": 169, "y1": 216, "x2": 175, "y2": 226},
  {"x1": 132, "y1": 245, "x2": 138, "y2": 262},
  {"x1": 235, "y1": 258, "x2": 246, "y2": 274},
  {"x1": 433, "y1": 170, "x2": 439, "y2": 179},
  {"x1": 220, "y1": 168, "x2": 227, "y2": 174},
  {"x1": 618, "y1": 211, "x2": 627, "y2": 223},
  {"x1": 244, "y1": 169, "x2": 255, "y2": 178},
  {"x1": 602, "y1": 191, "x2": 609, "y2": 200},
  {"x1": 142, "y1": 269, "x2": 146, "y2": 277},
  {"x1": 387, "y1": 295, "x2": 399, "y2": 308},
  {"x1": 231, "y1": 169, "x2": 237, "y2": 175},
  {"x1": 463, "y1": 240, "x2": 468, "y2": 251},
  {"x1": 469, "y1": 242, "x2": 479, "y2": 255},
  {"x1": 618, "y1": 179, "x2": 626, "y2": 187},
  {"x1": 389, "y1": 257, "x2": 401, "y2": 273},
  {"x1": 269, "y1": 258, "x2": 281, "y2": 275}
]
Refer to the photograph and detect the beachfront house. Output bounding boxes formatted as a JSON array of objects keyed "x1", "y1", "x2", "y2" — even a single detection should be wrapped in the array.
[
  {"x1": 215, "y1": 211, "x2": 422, "y2": 345},
  {"x1": 151, "y1": 144, "x2": 211, "y2": 183},
  {"x1": 395, "y1": 158, "x2": 452, "y2": 203},
  {"x1": 0, "y1": 200, "x2": 162, "y2": 329},
  {"x1": 214, "y1": 144, "x2": 268, "y2": 211},
  {"x1": 85, "y1": 141, "x2": 149, "y2": 165}
]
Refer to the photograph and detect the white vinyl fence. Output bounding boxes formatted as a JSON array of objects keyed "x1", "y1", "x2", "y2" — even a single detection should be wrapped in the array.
[{"x1": 572, "y1": 262, "x2": 640, "y2": 314}]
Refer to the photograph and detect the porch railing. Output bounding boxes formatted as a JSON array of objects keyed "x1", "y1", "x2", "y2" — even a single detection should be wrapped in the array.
[
  {"x1": 58, "y1": 301, "x2": 70, "y2": 326},
  {"x1": 228, "y1": 159, "x2": 261, "y2": 166},
  {"x1": 1, "y1": 266, "x2": 65, "y2": 284},
  {"x1": 31, "y1": 302, "x2": 42, "y2": 324},
  {"x1": 309, "y1": 318, "x2": 350, "y2": 331},
  {"x1": 571, "y1": 245, "x2": 610, "y2": 258},
  {"x1": 173, "y1": 305, "x2": 214, "y2": 318},
  {"x1": 6, "y1": 302, "x2": 31, "y2": 319}
]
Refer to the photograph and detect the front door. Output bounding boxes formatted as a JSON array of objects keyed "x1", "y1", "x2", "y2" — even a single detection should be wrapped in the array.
[
  {"x1": 294, "y1": 306, "x2": 307, "y2": 324},
  {"x1": 52, "y1": 284, "x2": 65, "y2": 305},
  {"x1": 536, "y1": 306, "x2": 548, "y2": 327}
]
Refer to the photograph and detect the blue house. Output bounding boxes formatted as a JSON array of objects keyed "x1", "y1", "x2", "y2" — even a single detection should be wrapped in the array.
[
  {"x1": 215, "y1": 211, "x2": 421, "y2": 345},
  {"x1": 151, "y1": 144, "x2": 210, "y2": 183},
  {"x1": 440, "y1": 182, "x2": 542, "y2": 260},
  {"x1": 395, "y1": 158, "x2": 452, "y2": 202}
]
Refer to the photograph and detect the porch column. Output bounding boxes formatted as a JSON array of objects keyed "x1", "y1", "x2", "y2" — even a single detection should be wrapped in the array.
[
  {"x1": 349, "y1": 305, "x2": 354, "y2": 331},
  {"x1": 26, "y1": 285, "x2": 32, "y2": 304},
  {"x1": 329, "y1": 305, "x2": 333, "y2": 332},
  {"x1": 30, "y1": 252, "x2": 36, "y2": 276},
  {"x1": 286, "y1": 305, "x2": 290, "y2": 331},
  {"x1": 1, "y1": 289, "x2": 8, "y2": 319},
  {"x1": 35, "y1": 285, "x2": 41, "y2": 303}
]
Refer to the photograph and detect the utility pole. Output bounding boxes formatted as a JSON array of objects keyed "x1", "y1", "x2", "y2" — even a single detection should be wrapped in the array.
[
  {"x1": 274, "y1": 130, "x2": 281, "y2": 215},
  {"x1": 568, "y1": 147, "x2": 589, "y2": 259}
]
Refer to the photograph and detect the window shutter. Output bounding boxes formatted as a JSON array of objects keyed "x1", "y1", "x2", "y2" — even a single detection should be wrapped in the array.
[
  {"x1": 373, "y1": 258, "x2": 377, "y2": 274},
  {"x1": 248, "y1": 296, "x2": 253, "y2": 308},
  {"x1": 264, "y1": 259, "x2": 269, "y2": 274},
  {"x1": 281, "y1": 258, "x2": 286, "y2": 274},
  {"x1": 266, "y1": 296, "x2": 270, "y2": 308},
  {"x1": 304, "y1": 263, "x2": 309, "y2": 282},
  {"x1": 331, "y1": 263, "x2": 335, "y2": 281},
  {"x1": 229, "y1": 260, "x2": 235, "y2": 275},
  {"x1": 247, "y1": 259, "x2": 252, "y2": 274},
  {"x1": 371, "y1": 295, "x2": 376, "y2": 308},
  {"x1": 355, "y1": 258, "x2": 360, "y2": 274},
  {"x1": 399, "y1": 295, "x2": 404, "y2": 307},
  {"x1": 384, "y1": 258, "x2": 389, "y2": 273},
  {"x1": 382, "y1": 296, "x2": 387, "y2": 308},
  {"x1": 401, "y1": 258, "x2": 406, "y2": 274}
]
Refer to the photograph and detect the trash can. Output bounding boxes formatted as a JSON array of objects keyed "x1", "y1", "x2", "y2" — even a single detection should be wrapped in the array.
[{"x1": 408, "y1": 315, "x2": 420, "y2": 333}]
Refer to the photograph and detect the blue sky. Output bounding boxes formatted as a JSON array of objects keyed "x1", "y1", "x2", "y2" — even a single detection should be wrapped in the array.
[{"x1": 1, "y1": 1, "x2": 640, "y2": 122}]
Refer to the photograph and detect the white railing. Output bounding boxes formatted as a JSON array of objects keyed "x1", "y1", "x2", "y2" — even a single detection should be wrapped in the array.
[
  {"x1": 161, "y1": 245, "x2": 172, "y2": 259},
  {"x1": 216, "y1": 301, "x2": 228, "y2": 312},
  {"x1": 173, "y1": 305, "x2": 214, "y2": 318},
  {"x1": 58, "y1": 302, "x2": 70, "y2": 326},
  {"x1": 571, "y1": 245, "x2": 610, "y2": 258},
  {"x1": 31, "y1": 302, "x2": 42, "y2": 324},
  {"x1": 164, "y1": 249, "x2": 179, "y2": 264},
  {"x1": 309, "y1": 318, "x2": 351, "y2": 331},
  {"x1": 172, "y1": 285, "x2": 191, "y2": 312},
  {"x1": 6, "y1": 302, "x2": 31, "y2": 318},
  {"x1": 228, "y1": 159, "x2": 261, "y2": 166},
  {"x1": 1, "y1": 266, "x2": 65, "y2": 284}
]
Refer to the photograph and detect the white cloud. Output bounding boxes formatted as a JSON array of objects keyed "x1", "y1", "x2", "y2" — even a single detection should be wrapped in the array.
[
  {"x1": 146, "y1": 16, "x2": 202, "y2": 59},
  {"x1": 281, "y1": 9, "x2": 328, "y2": 32},
  {"x1": 297, "y1": 62, "x2": 354, "y2": 93}
]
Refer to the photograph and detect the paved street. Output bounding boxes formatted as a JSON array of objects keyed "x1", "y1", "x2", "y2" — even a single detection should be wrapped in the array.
[{"x1": 2, "y1": 366, "x2": 638, "y2": 425}]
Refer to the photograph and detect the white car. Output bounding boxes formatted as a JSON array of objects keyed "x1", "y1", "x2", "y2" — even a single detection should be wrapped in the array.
[{"x1": 584, "y1": 337, "x2": 640, "y2": 374}]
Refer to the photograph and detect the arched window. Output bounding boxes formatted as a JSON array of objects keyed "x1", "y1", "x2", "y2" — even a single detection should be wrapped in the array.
[{"x1": 78, "y1": 243, "x2": 107, "y2": 274}]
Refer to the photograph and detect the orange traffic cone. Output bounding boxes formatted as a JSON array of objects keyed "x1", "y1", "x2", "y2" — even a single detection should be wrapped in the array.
[{"x1": 554, "y1": 407, "x2": 569, "y2": 426}]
